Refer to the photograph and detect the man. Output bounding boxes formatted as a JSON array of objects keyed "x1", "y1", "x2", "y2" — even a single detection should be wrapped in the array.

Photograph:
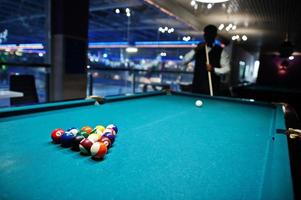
[{"x1": 183, "y1": 25, "x2": 230, "y2": 95}]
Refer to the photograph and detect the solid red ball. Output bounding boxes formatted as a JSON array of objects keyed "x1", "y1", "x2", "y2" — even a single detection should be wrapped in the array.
[{"x1": 51, "y1": 128, "x2": 65, "y2": 143}]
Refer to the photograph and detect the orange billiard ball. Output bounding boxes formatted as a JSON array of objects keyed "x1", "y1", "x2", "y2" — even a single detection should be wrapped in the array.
[
  {"x1": 81, "y1": 126, "x2": 93, "y2": 134},
  {"x1": 90, "y1": 142, "x2": 107, "y2": 159}
]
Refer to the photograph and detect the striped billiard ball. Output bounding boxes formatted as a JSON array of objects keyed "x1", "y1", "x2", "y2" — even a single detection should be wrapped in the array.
[
  {"x1": 88, "y1": 133, "x2": 101, "y2": 142},
  {"x1": 106, "y1": 124, "x2": 118, "y2": 134},
  {"x1": 103, "y1": 128, "x2": 116, "y2": 136},
  {"x1": 91, "y1": 142, "x2": 107, "y2": 159},
  {"x1": 100, "y1": 136, "x2": 112, "y2": 148},
  {"x1": 79, "y1": 138, "x2": 94, "y2": 155},
  {"x1": 102, "y1": 132, "x2": 115, "y2": 144},
  {"x1": 66, "y1": 127, "x2": 79, "y2": 136},
  {"x1": 94, "y1": 125, "x2": 106, "y2": 133},
  {"x1": 51, "y1": 128, "x2": 65, "y2": 143}
]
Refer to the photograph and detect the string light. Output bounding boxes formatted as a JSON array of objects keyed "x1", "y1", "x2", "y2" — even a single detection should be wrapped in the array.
[
  {"x1": 182, "y1": 36, "x2": 191, "y2": 41},
  {"x1": 160, "y1": 52, "x2": 167, "y2": 57},
  {"x1": 242, "y1": 35, "x2": 247, "y2": 41},
  {"x1": 218, "y1": 24, "x2": 224, "y2": 30}
]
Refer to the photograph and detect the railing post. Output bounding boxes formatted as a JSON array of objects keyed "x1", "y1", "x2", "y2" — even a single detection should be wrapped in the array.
[
  {"x1": 132, "y1": 69, "x2": 136, "y2": 94},
  {"x1": 46, "y1": 69, "x2": 50, "y2": 102},
  {"x1": 88, "y1": 71, "x2": 93, "y2": 96}
]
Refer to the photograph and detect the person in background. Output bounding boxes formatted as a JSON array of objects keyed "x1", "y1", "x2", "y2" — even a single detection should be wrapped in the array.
[{"x1": 183, "y1": 25, "x2": 231, "y2": 95}]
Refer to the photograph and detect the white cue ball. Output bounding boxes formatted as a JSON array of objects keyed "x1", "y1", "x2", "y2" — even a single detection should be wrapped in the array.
[{"x1": 195, "y1": 100, "x2": 203, "y2": 107}]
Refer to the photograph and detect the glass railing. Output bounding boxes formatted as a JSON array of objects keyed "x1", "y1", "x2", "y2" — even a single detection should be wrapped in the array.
[
  {"x1": 87, "y1": 67, "x2": 194, "y2": 97},
  {"x1": 0, "y1": 63, "x2": 194, "y2": 107}
]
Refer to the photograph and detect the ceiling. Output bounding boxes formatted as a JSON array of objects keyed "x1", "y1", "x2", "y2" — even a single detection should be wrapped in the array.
[
  {"x1": 0, "y1": 0, "x2": 300, "y2": 54},
  {"x1": 147, "y1": 0, "x2": 301, "y2": 52}
]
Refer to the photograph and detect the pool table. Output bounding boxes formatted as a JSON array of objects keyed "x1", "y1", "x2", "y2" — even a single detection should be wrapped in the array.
[{"x1": 0, "y1": 91, "x2": 294, "y2": 200}]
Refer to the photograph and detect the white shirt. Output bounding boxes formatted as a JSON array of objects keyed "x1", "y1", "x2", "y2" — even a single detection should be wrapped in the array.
[{"x1": 183, "y1": 45, "x2": 231, "y2": 75}]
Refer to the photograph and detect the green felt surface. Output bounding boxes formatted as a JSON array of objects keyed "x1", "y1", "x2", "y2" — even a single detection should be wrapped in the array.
[{"x1": 0, "y1": 94, "x2": 293, "y2": 200}]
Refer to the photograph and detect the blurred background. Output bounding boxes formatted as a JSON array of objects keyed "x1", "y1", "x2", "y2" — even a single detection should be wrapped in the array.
[{"x1": 0, "y1": 0, "x2": 300, "y2": 110}]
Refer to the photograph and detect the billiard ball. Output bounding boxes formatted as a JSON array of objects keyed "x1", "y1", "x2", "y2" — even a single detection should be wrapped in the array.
[
  {"x1": 91, "y1": 128, "x2": 103, "y2": 136},
  {"x1": 195, "y1": 100, "x2": 203, "y2": 107},
  {"x1": 95, "y1": 125, "x2": 106, "y2": 133},
  {"x1": 51, "y1": 128, "x2": 65, "y2": 143},
  {"x1": 100, "y1": 136, "x2": 112, "y2": 148},
  {"x1": 66, "y1": 127, "x2": 79, "y2": 136},
  {"x1": 102, "y1": 132, "x2": 115, "y2": 144},
  {"x1": 72, "y1": 135, "x2": 85, "y2": 150},
  {"x1": 61, "y1": 132, "x2": 75, "y2": 147},
  {"x1": 77, "y1": 130, "x2": 89, "y2": 138},
  {"x1": 106, "y1": 124, "x2": 118, "y2": 134},
  {"x1": 90, "y1": 142, "x2": 107, "y2": 159},
  {"x1": 81, "y1": 126, "x2": 93, "y2": 134},
  {"x1": 79, "y1": 138, "x2": 94, "y2": 155},
  {"x1": 103, "y1": 128, "x2": 116, "y2": 135},
  {"x1": 91, "y1": 125, "x2": 105, "y2": 136},
  {"x1": 88, "y1": 133, "x2": 101, "y2": 142}
]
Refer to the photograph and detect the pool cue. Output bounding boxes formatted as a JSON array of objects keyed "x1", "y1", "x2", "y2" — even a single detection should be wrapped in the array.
[
  {"x1": 205, "y1": 44, "x2": 213, "y2": 96},
  {"x1": 276, "y1": 128, "x2": 301, "y2": 139}
]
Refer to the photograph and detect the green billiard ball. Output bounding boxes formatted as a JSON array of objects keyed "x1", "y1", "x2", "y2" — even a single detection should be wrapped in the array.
[{"x1": 77, "y1": 131, "x2": 89, "y2": 138}]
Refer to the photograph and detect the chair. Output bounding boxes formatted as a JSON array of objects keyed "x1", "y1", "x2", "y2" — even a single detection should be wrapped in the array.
[{"x1": 9, "y1": 75, "x2": 39, "y2": 106}]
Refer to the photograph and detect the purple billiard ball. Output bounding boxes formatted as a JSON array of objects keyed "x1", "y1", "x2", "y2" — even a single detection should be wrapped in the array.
[
  {"x1": 106, "y1": 124, "x2": 118, "y2": 134},
  {"x1": 103, "y1": 132, "x2": 115, "y2": 144}
]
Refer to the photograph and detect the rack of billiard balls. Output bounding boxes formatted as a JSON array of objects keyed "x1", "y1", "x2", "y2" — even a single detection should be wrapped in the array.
[{"x1": 51, "y1": 124, "x2": 118, "y2": 159}]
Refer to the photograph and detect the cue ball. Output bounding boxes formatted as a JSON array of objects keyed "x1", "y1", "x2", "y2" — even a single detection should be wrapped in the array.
[{"x1": 195, "y1": 100, "x2": 203, "y2": 107}]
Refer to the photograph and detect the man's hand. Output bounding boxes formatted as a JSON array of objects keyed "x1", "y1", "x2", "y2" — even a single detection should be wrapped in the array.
[{"x1": 206, "y1": 64, "x2": 213, "y2": 71}]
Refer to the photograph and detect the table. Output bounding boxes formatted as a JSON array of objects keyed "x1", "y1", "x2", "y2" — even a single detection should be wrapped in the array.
[
  {"x1": 0, "y1": 90, "x2": 23, "y2": 99},
  {"x1": 0, "y1": 91, "x2": 294, "y2": 200}
]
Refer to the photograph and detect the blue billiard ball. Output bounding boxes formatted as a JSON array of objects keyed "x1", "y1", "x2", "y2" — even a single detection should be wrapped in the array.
[
  {"x1": 61, "y1": 132, "x2": 75, "y2": 147},
  {"x1": 66, "y1": 127, "x2": 79, "y2": 136}
]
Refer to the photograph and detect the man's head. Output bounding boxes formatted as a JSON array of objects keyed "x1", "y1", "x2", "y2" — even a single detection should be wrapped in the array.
[{"x1": 203, "y1": 25, "x2": 217, "y2": 46}]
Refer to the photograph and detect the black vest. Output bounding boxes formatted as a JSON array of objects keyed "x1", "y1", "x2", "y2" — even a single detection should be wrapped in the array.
[{"x1": 192, "y1": 43, "x2": 223, "y2": 94}]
